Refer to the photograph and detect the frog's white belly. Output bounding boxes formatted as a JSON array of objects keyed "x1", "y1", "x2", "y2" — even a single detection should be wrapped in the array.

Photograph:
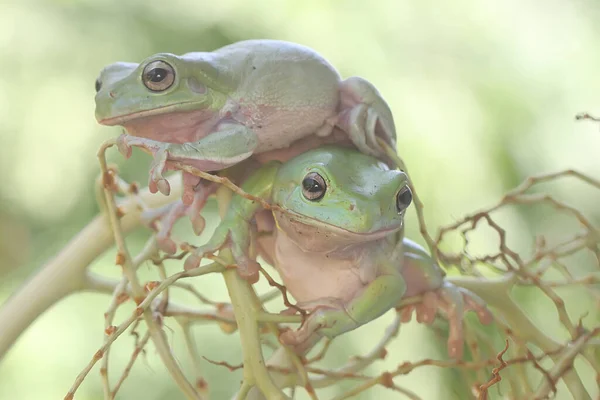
[{"x1": 273, "y1": 230, "x2": 370, "y2": 304}]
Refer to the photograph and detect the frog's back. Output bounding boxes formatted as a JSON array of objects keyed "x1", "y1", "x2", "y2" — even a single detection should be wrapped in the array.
[
  {"x1": 213, "y1": 39, "x2": 338, "y2": 70},
  {"x1": 210, "y1": 39, "x2": 343, "y2": 151},
  {"x1": 211, "y1": 40, "x2": 341, "y2": 98}
]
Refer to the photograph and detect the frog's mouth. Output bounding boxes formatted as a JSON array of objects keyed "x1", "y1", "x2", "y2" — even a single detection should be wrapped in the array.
[
  {"x1": 274, "y1": 209, "x2": 402, "y2": 244},
  {"x1": 99, "y1": 105, "x2": 216, "y2": 144},
  {"x1": 98, "y1": 102, "x2": 204, "y2": 126}
]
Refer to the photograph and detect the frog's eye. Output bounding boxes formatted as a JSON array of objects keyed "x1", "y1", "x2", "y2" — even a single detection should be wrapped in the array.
[
  {"x1": 142, "y1": 60, "x2": 175, "y2": 92},
  {"x1": 301, "y1": 172, "x2": 327, "y2": 201},
  {"x1": 396, "y1": 185, "x2": 412, "y2": 213}
]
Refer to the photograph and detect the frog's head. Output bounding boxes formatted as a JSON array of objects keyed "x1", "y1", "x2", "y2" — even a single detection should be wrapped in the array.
[
  {"x1": 94, "y1": 52, "x2": 232, "y2": 142},
  {"x1": 272, "y1": 146, "x2": 412, "y2": 253}
]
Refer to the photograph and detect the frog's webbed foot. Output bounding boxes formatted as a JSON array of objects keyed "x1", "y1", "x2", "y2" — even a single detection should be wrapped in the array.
[
  {"x1": 183, "y1": 219, "x2": 260, "y2": 283},
  {"x1": 117, "y1": 133, "x2": 173, "y2": 196},
  {"x1": 279, "y1": 300, "x2": 359, "y2": 347},
  {"x1": 335, "y1": 77, "x2": 397, "y2": 161},
  {"x1": 400, "y1": 282, "x2": 493, "y2": 359}
]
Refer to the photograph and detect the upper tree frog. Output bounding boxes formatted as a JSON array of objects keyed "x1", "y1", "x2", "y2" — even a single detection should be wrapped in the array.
[
  {"x1": 192, "y1": 146, "x2": 493, "y2": 358},
  {"x1": 94, "y1": 39, "x2": 396, "y2": 207}
]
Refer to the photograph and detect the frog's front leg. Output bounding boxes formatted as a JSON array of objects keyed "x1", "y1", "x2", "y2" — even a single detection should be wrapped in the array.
[
  {"x1": 331, "y1": 77, "x2": 397, "y2": 160},
  {"x1": 279, "y1": 273, "x2": 406, "y2": 346},
  {"x1": 117, "y1": 122, "x2": 259, "y2": 196},
  {"x1": 183, "y1": 161, "x2": 280, "y2": 282}
]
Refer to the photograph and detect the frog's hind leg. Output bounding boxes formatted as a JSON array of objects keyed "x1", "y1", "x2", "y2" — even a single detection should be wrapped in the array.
[{"x1": 335, "y1": 77, "x2": 397, "y2": 159}]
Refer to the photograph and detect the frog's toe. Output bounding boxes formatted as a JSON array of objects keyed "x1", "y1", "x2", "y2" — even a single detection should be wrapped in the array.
[
  {"x1": 186, "y1": 180, "x2": 216, "y2": 236},
  {"x1": 157, "y1": 179, "x2": 171, "y2": 196},
  {"x1": 279, "y1": 319, "x2": 317, "y2": 346},
  {"x1": 447, "y1": 334, "x2": 464, "y2": 359},
  {"x1": 148, "y1": 148, "x2": 171, "y2": 195},
  {"x1": 116, "y1": 133, "x2": 133, "y2": 159},
  {"x1": 279, "y1": 329, "x2": 303, "y2": 347},
  {"x1": 337, "y1": 106, "x2": 379, "y2": 158},
  {"x1": 437, "y1": 284, "x2": 467, "y2": 358},
  {"x1": 182, "y1": 172, "x2": 200, "y2": 206},
  {"x1": 446, "y1": 305, "x2": 466, "y2": 359},
  {"x1": 399, "y1": 305, "x2": 415, "y2": 322},
  {"x1": 458, "y1": 287, "x2": 494, "y2": 325},
  {"x1": 337, "y1": 77, "x2": 396, "y2": 160},
  {"x1": 147, "y1": 201, "x2": 188, "y2": 254},
  {"x1": 415, "y1": 291, "x2": 438, "y2": 324},
  {"x1": 231, "y1": 246, "x2": 260, "y2": 284}
]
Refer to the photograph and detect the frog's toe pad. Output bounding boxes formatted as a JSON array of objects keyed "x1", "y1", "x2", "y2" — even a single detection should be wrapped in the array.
[
  {"x1": 279, "y1": 327, "x2": 312, "y2": 347},
  {"x1": 116, "y1": 134, "x2": 132, "y2": 158},
  {"x1": 237, "y1": 261, "x2": 260, "y2": 284},
  {"x1": 157, "y1": 179, "x2": 171, "y2": 196},
  {"x1": 447, "y1": 336, "x2": 464, "y2": 359},
  {"x1": 459, "y1": 287, "x2": 494, "y2": 325}
]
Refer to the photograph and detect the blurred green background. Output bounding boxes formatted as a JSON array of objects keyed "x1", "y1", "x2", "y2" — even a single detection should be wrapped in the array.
[{"x1": 1, "y1": 0, "x2": 600, "y2": 399}]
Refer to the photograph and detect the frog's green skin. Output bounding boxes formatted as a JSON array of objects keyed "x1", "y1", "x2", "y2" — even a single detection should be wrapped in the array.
[
  {"x1": 189, "y1": 146, "x2": 493, "y2": 358},
  {"x1": 94, "y1": 39, "x2": 396, "y2": 204}
]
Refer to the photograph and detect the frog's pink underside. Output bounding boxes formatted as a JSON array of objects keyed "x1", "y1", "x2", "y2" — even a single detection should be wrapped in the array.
[{"x1": 103, "y1": 102, "x2": 337, "y2": 149}]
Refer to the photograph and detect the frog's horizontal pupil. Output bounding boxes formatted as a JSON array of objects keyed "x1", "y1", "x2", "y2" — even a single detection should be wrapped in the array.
[
  {"x1": 302, "y1": 173, "x2": 326, "y2": 201},
  {"x1": 396, "y1": 186, "x2": 413, "y2": 212},
  {"x1": 141, "y1": 60, "x2": 175, "y2": 91},
  {"x1": 148, "y1": 68, "x2": 167, "y2": 82},
  {"x1": 303, "y1": 178, "x2": 321, "y2": 192}
]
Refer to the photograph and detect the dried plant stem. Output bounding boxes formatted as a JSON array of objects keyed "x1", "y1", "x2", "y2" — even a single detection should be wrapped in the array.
[
  {"x1": 111, "y1": 330, "x2": 151, "y2": 398},
  {"x1": 0, "y1": 176, "x2": 182, "y2": 362},
  {"x1": 214, "y1": 185, "x2": 290, "y2": 400},
  {"x1": 534, "y1": 328, "x2": 600, "y2": 399},
  {"x1": 97, "y1": 139, "x2": 202, "y2": 400},
  {"x1": 178, "y1": 319, "x2": 208, "y2": 394},
  {"x1": 448, "y1": 275, "x2": 593, "y2": 399}
]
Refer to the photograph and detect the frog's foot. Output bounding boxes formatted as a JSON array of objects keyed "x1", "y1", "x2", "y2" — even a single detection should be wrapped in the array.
[
  {"x1": 141, "y1": 201, "x2": 187, "y2": 254},
  {"x1": 279, "y1": 300, "x2": 359, "y2": 346},
  {"x1": 183, "y1": 220, "x2": 260, "y2": 283},
  {"x1": 182, "y1": 173, "x2": 218, "y2": 233},
  {"x1": 140, "y1": 180, "x2": 214, "y2": 254},
  {"x1": 400, "y1": 282, "x2": 493, "y2": 359},
  {"x1": 335, "y1": 77, "x2": 397, "y2": 160},
  {"x1": 116, "y1": 133, "x2": 172, "y2": 196}
]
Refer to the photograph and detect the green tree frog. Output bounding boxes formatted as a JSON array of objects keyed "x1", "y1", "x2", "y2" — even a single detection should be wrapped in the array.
[
  {"x1": 189, "y1": 146, "x2": 493, "y2": 358},
  {"x1": 94, "y1": 39, "x2": 396, "y2": 220}
]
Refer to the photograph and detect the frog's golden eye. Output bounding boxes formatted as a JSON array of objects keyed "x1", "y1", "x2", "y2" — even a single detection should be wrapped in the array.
[
  {"x1": 142, "y1": 60, "x2": 175, "y2": 92},
  {"x1": 302, "y1": 172, "x2": 326, "y2": 201},
  {"x1": 396, "y1": 185, "x2": 412, "y2": 213}
]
